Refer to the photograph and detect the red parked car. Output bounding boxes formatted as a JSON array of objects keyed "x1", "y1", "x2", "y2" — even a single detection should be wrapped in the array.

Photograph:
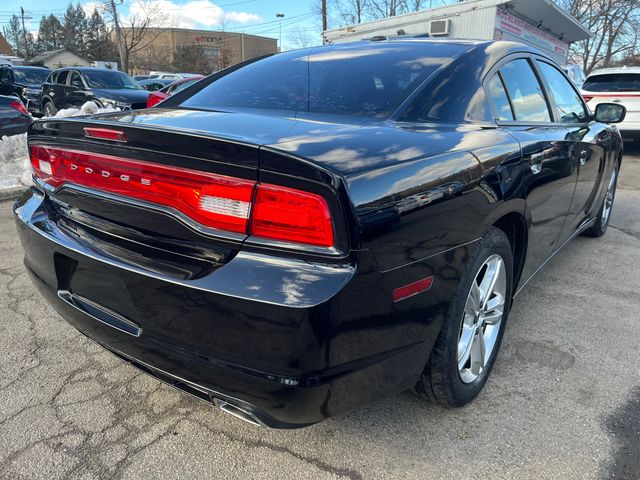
[{"x1": 146, "y1": 75, "x2": 204, "y2": 107}]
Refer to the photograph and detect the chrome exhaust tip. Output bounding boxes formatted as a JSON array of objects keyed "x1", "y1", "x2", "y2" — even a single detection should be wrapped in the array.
[{"x1": 213, "y1": 398, "x2": 265, "y2": 427}]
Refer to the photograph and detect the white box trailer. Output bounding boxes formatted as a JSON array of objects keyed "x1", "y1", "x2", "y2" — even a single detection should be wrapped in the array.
[{"x1": 323, "y1": 0, "x2": 591, "y2": 65}]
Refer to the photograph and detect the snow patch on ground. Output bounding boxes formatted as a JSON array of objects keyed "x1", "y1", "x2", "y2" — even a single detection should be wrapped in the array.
[{"x1": 0, "y1": 102, "x2": 122, "y2": 190}]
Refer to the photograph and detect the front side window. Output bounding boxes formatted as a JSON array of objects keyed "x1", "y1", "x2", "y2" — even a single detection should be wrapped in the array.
[
  {"x1": 69, "y1": 72, "x2": 84, "y2": 89},
  {"x1": 0, "y1": 68, "x2": 11, "y2": 84},
  {"x1": 499, "y1": 59, "x2": 551, "y2": 123},
  {"x1": 536, "y1": 61, "x2": 588, "y2": 123}
]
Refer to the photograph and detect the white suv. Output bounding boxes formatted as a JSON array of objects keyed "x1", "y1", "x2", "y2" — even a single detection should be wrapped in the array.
[{"x1": 582, "y1": 67, "x2": 640, "y2": 140}]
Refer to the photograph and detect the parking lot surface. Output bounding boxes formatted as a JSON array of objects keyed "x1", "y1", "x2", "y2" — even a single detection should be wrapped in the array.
[{"x1": 1, "y1": 148, "x2": 639, "y2": 480}]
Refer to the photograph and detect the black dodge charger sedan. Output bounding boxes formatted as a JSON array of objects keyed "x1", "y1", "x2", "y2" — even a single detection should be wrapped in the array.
[{"x1": 15, "y1": 39, "x2": 625, "y2": 427}]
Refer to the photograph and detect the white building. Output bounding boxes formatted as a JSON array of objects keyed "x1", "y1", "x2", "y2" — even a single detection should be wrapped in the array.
[
  {"x1": 323, "y1": 0, "x2": 591, "y2": 65},
  {"x1": 28, "y1": 49, "x2": 91, "y2": 69}
]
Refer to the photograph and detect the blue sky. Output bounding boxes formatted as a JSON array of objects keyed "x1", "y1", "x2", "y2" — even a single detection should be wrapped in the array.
[{"x1": 0, "y1": 0, "x2": 320, "y2": 50}]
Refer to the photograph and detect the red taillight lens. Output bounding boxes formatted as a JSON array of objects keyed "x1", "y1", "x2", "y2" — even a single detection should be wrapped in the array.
[
  {"x1": 147, "y1": 92, "x2": 169, "y2": 108},
  {"x1": 84, "y1": 127, "x2": 127, "y2": 142},
  {"x1": 582, "y1": 95, "x2": 593, "y2": 102},
  {"x1": 10, "y1": 100, "x2": 30, "y2": 116},
  {"x1": 30, "y1": 146, "x2": 336, "y2": 248},
  {"x1": 30, "y1": 145, "x2": 255, "y2": 233},
  {"x1": 251, "y1": 184, "x2": 334, "y2": 247}
]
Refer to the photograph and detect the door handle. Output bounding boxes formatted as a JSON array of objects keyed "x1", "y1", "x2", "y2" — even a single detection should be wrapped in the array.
[{"x1": 579, "y1": 150, "x2": 588, "y2": 166}]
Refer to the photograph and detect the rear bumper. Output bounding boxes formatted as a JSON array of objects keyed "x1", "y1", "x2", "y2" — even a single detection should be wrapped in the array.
[{"x1": 14, "y1": 188, "x2": 448, "y2": 427}]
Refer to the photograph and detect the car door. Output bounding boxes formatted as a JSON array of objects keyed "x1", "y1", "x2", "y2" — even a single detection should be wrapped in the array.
[
  {"x1": 53, "y1": 70, "x2": 70, "y2": 109},
  {"x1": 487, "y1": 56, "x2": 578, "y2": 283},
  {"x1": 66, "y1": 71, "x2": 87, "y2": 108},
  {"x1": 534, "y1": 59, "x2": 609, "y2": 237}
]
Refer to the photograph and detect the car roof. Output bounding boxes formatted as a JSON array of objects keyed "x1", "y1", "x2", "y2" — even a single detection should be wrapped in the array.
[
  {"x1": 298, "y1": 38, "x2": 545, "y2": 62},
  {"x1": 587, "y1": 66, "x2": 640, "y2": 77},
  {"x1": 53, "y1": 67, "x2": 126, "y2": 73}
]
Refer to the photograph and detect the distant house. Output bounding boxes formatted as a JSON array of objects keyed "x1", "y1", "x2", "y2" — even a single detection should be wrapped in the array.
[
  {"x1": 0, "y1": 33, "x2": 14, "y2": 56},
  {"x1": 28, "y1": 49, "x2": 91, "y2": 69}
]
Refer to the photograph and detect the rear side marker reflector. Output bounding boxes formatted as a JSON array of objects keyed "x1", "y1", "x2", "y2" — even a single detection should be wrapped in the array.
[
  {"x1": 393, "y1": 276, "x2": 434, "y2": 302},
  {"x1": 30, "y1": 145, "x2": 335, "y2": 247},
  {"x1": 83, "y1": 127, "x2": 128, "y2": 142}
]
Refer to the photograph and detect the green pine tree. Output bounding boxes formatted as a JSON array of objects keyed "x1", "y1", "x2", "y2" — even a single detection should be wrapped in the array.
[
  {"x1": 84, "y1": 9, "x2": 116, "y2": 61},
  {"x1": 2, "y1": 14, "x2": 36, "y2": 58},
  {"x1": 37, "y1": 14, "x2": 65, "y2": 52},
  {"x1": 62, "y1": 2, "x2": 88, "y2": 54},
  {"x1": 172, "y1": 44, "x2": 212, "y2": 75}
]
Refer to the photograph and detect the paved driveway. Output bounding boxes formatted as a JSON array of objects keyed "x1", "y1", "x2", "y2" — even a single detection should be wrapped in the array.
[{"x1": 1, "y1": 148, "x2": 639, "y2": 480}]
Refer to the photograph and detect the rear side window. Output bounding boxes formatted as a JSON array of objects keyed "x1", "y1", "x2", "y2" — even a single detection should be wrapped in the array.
[
  {"x1": 536, "y1": 61, "x2": 587, "y2": 123},
  {"x1": 181, "y1": 43, "x2": 466, "y2": 117},
  {"x1": 499, "y1": 59, "x2": 551, "y2": 122},
  {"x1": 583, "y1": 73, "x2": 640, "y2": 92},
  {"x1": 56, "y1": 71, "x2": 69, "y2": 85},
  {"x1": 487, "y1": 74, "x2": 514, "y2": 121}
]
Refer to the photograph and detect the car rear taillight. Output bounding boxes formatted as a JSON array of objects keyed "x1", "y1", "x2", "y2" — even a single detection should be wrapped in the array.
[
  {"x1": 582, "y1": 95, "x2": 593, "y2": 102},
  {"x1": 147, "y1": 91, "x2": 169, "y2": 108},
  {"x1": 10, "y1": 100, "x2": 30, "y2": 116},
  {"x1": 30, "y1": 145, "x2": 255, "y2": 233},
  {"x1": 251, "y1": 184, "x2": 334, "y2": 247},
  {"x1": 30, "y1": 145, "x2": 335, "y2": 247}
]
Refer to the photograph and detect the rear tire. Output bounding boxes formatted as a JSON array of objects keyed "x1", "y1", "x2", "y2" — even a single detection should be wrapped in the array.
[
  {"x1": 583, "y1": 165, "x2": 618, "y2": 238},
  {"x1": 415, "y1": 227, "x2": 513, "y2": 407},
  {"x1": 43, "y1": 101, "x2": 57, "y2": 117}
]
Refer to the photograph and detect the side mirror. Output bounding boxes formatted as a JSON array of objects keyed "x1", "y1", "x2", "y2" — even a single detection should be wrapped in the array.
[{"x1": 594, "y1": 103, "x2": 626, "y2": 124}]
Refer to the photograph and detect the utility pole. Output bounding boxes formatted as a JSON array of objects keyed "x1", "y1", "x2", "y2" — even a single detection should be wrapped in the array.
[
  {"x1": 276, "y1": 13, "x2": 284, "y2": 52},
  {"x1": 321, "y1": 0, "x2": 327, "y2": 32},
  {"x1": 106, "y1": 0, "x2": 127, "y2": 72},
  {"x1": 321, "y1": 0, "x2": 327, "y2": 44},
  {"x1": 20, "y1": 7, "x2": 29, "y2": 59}
]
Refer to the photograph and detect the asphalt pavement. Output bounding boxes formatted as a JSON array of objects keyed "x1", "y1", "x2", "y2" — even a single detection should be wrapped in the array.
[{"x1": 1, "y1": 146, "x2": 639, "y2": 480}]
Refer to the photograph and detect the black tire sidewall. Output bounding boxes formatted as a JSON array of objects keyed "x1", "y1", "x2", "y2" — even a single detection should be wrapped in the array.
[
  {"x1": 44, "y1": 101, "x2": 57, "y2": 117},
  {"x1": 427, "y1": 227, "x2": 514, "y2": 407},
  {"x1": 585, "y1": 165, "x2": 619, "y2": 237}
]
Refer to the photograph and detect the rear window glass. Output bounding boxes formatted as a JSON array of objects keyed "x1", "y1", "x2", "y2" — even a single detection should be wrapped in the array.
[
  {"x1": 488, "y1": 74, "x2": 514, "y2": 121},
  {"x1": 180, "y1": 43, "x2": 466, "y2": 117},
  {"x1": 56, "y1": 71, "x2": 69, "y2": 84},
  {"x1": 583, "y1": 73, "x2": 640, "y2": 92}
]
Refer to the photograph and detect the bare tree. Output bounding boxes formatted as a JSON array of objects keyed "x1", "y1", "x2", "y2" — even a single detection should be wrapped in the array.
[
  {"x1": 556, "y1": 0, "x2": 640, "y2": 73},
  {"x1": 333, "y1": 0, "x2": 370, "y2": 24},
  {"x1": 103, "y1": 0, "x2": 171, "y2": 73},
  {"x1": 287, "y1": 26, "x2": 318, "y2": 49},
  {"x1": 319, "y1": 0, "x2": 444, "y2": 29}
]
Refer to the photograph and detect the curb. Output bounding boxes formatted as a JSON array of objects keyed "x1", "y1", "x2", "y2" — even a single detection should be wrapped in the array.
[{"x1": 0, "y1": 186, "x2": 27, "y2": 202}]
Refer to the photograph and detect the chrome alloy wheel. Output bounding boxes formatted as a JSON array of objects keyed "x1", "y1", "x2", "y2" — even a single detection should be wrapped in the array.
[
  {"x1": 457, "y1": 254, "x2": 507, "y2": 384},
  {"x1": 601, "y1": 168, "x2": 617, "y2": 225}
]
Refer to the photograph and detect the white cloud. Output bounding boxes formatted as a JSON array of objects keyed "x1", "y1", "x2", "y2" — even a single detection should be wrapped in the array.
[
  {"x1": 81, "y1": 1, "x2": 105, "y2": 17},
  {"x1": 126, "y1": 0, "x2": 261, "y2": 29}
]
